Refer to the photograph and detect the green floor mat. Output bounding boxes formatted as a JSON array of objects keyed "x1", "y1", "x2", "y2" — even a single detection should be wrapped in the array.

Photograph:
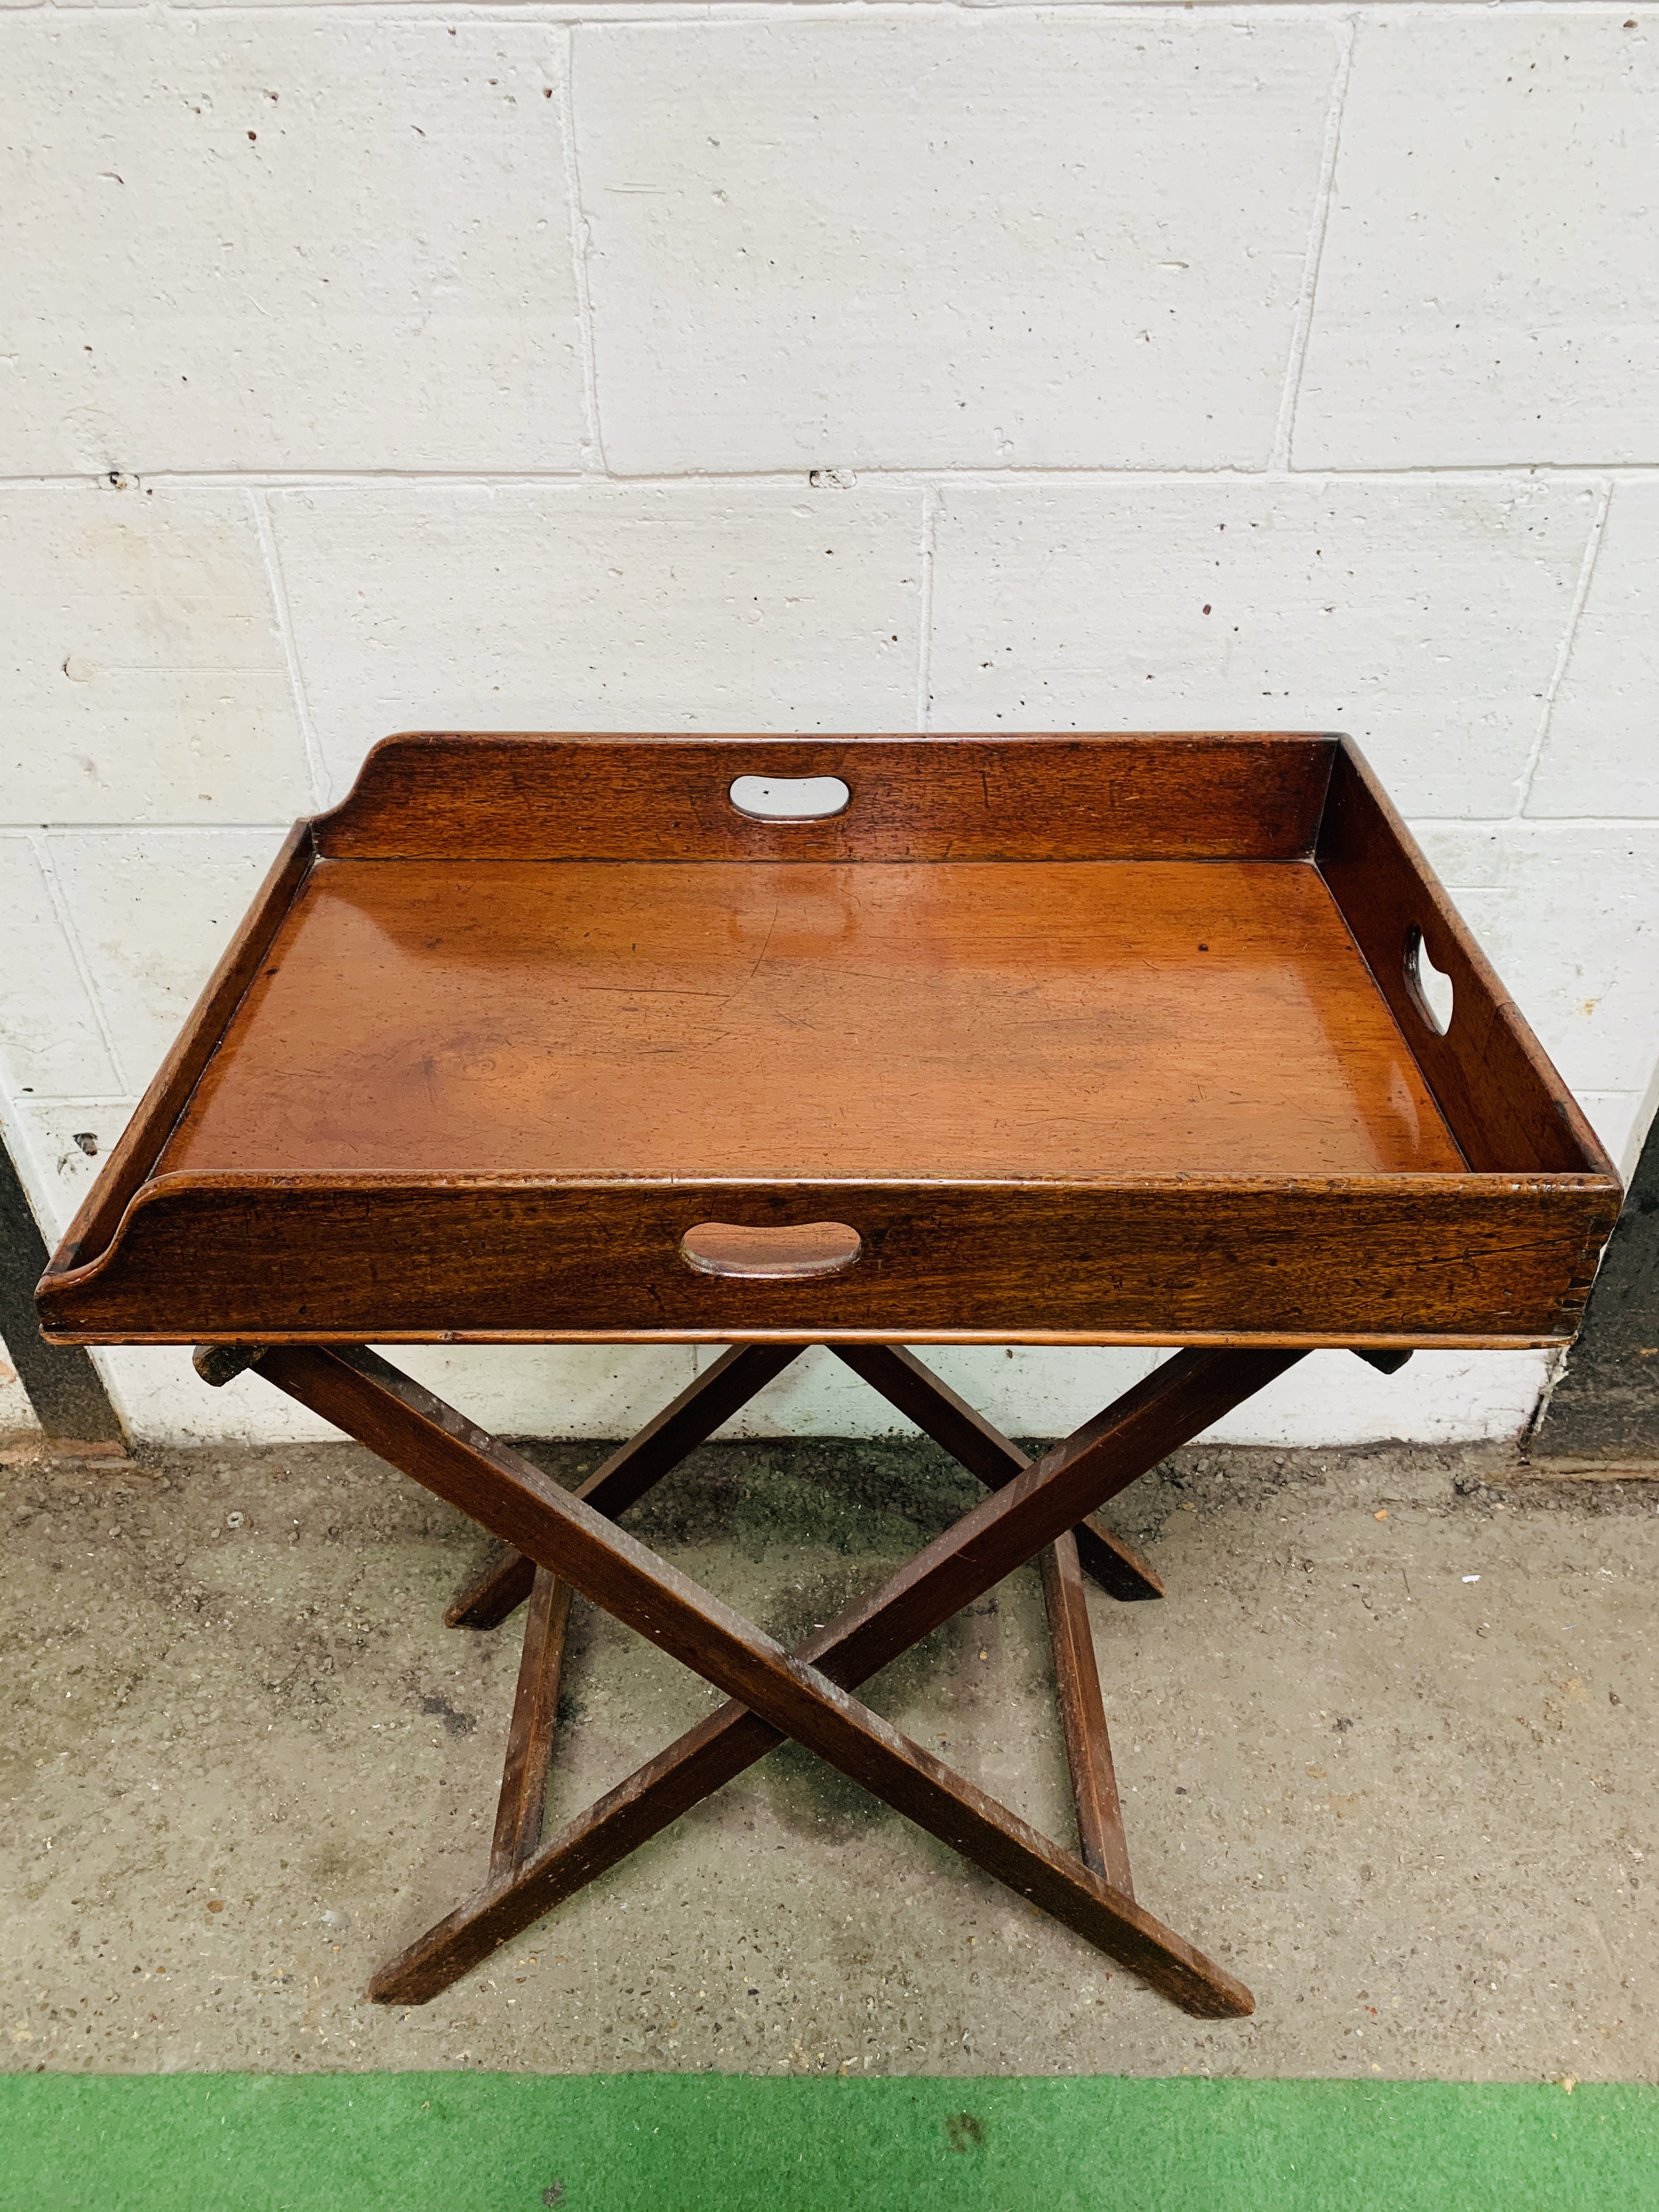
[{"x1": 2, "y1": 2072, "x2": 1652, "y2": 2211}]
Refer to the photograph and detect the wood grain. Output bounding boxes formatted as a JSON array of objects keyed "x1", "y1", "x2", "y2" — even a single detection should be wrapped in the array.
[
  {"x1": 314, "y1": 733, "x2": 1336, "y2": 863},
  {"x1": 831, "y1": 1344, "x2": 1163, "y2": 1602},
  {"x1": 463, "y1": 1339, "x2": 1141, "y2": 1965},
  {"x1": 345, "y1": 1341, "x2": 1292, "y2": 2006},
  {"x1": 489, "y1": 1567, "x2": 569, "y2": 1875},
  {"x1": 37, "y1": 734, "x2": 1618, "y2": 1349},
  {"x1": 40, "y1": 1175, "x2": 1617, "y2": 1344},
  {"x1": 1318, "y1": 741, "x2": 1618, "y2": 1181},
  {"x1": 447, "y1": 1343, "x2": 803, "y2": 1630},
  {"x1": 257, "y1": 1342, "x2": 1268, "y2": 2017},
  {"x1": 151, "y1": 855, "x2": 1459, "y2": 1184},
  {"x1": 1041, "y1": 1533, "x2": 1133, "y2": 1893}
]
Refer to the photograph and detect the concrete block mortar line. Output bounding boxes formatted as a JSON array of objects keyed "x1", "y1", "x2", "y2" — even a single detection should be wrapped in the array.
[
  {"x1": 21, "y1": 830, "x2": 132, "y2": 1101},
  {"x1": 1271, "y1": 6, "x2": 1355, "y2": 473},
  {"x1": 0, "y1": 1096, "x2": 139, "y2": 1109},
  {"x1": 16, "y1": 822, "x2": 304, "y2": 838},
  {"x1": 132, "y1": 2, "x2": 938, "y2": 19},
  {"x1": 8, "y1": 464, "x2": 1659, "y2": 490},
  {"x1": 915, "y1": 484, "x2": 939, "y2": 733},
  {"x1": 1516, "y1": 475, "x2": 1613, "y2": 820},
  {"x1": 1413, "y1": 817, "x2": 1659, "y2": 831},
  {"x1": 558, "y1": 24, "x2": 610, "y2": 475},
  {"x1": 95, "y1": 4, "x2": 1634, "y2": 25},
  {"x1": 252, "y1": 489, "x2": 330, "y2": 811},
  {"x1": 84, "y1": 3, "x2": 1296, "y2": 21}
]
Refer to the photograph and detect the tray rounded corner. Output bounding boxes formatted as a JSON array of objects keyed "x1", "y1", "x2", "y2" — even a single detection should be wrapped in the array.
[{"x1": 34, "y1": 1171, "x2": 206, "y2": 1342}]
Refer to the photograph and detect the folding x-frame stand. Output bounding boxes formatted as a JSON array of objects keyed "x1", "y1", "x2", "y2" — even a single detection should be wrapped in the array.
[{"x1": 196, "y1": 1336, "x2": 1407, "y2": 2019}]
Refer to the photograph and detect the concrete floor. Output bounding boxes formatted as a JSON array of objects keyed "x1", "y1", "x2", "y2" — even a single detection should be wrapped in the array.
[{"x1": 2, "y1": 1424, "x2": 1654, "y2": 2084}]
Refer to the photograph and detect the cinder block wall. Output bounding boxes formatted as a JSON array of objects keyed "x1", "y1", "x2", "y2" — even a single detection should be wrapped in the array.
[{"x1": 4, "y1": 5, "x2": 1655, "y2": 1448}]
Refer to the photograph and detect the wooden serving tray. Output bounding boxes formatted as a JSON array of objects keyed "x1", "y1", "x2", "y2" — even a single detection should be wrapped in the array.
[{"x1": 37, "y1": 735, "x2": 1621, "y2": 1349}]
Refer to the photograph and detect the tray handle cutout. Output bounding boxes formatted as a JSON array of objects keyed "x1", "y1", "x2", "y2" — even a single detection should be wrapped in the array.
[
  {"x1": 729, "y1": 774, "x2": 851, "y2": 822},
  {"x1": 1403, "y1": 924, "x2": 1455, "y2": 1036},
  {"x1": 679, "y1": 1220, "x2": 862, "y2": 1280}
]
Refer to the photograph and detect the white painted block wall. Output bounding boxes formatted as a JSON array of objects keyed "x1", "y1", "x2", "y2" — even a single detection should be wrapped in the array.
[{"x1": 3, "y1": 5, "x2": 1655, "y2": 1450}]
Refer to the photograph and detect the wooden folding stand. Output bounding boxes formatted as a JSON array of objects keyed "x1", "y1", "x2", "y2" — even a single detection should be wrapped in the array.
[{"x1": 38, "y1": 735, "x2": 1621, "y2": 2022}]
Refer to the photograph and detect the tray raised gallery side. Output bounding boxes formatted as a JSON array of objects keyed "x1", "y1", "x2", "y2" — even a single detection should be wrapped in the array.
[{"x1": 36, "y1": 733, "x2": 1622, "y2": 1350}]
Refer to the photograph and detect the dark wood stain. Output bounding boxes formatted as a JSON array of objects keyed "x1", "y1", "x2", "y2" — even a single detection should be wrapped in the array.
[
  {"x1": 37, "y1": 734, "x2": 1619, "y2": 1348},
  {"x1": 314, "y1": 731, "x2": 1335, "y2": 863},
  {"x1": 36, "y1": 735, "x2": 1623, "y2": 2028},
  {"x1": 253, "y1": 1339, "x2": 1288, "y2": 2017}
]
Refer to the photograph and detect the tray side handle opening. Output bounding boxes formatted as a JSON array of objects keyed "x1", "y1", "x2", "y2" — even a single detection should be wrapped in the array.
[{"x1": 1315, "y1": 738, "x2": 1618, "y2": 1186}]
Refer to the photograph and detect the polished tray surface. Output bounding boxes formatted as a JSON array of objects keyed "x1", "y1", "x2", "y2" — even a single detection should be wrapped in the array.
[
  {"x1": 38, "y1": 735, "x2": 1620, "y2": 1348},
  {"x1": 162, "y1": 857, "x2": 1463, "y2": 1183}
]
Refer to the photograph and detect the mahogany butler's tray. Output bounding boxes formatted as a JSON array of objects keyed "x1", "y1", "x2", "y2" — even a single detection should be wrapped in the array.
[
  {"x1": 33, "y1": 734, "x2": 1623, "y2": 2024},
  {"x1": 38, "y1": 733, "x2": 1618, "y2": 1349}
]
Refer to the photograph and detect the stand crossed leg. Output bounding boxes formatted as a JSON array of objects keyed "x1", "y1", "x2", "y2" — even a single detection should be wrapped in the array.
[
  {"x1": 450, "y1": 1341, "x2": 1156, "y2": 1908},
  {"x1": 447, "y1": 1342, "x2": 1164, "y2": 1631},
  {"x1": 201, "y1": 1337, "x2": 1309, "y2": 2017}
]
